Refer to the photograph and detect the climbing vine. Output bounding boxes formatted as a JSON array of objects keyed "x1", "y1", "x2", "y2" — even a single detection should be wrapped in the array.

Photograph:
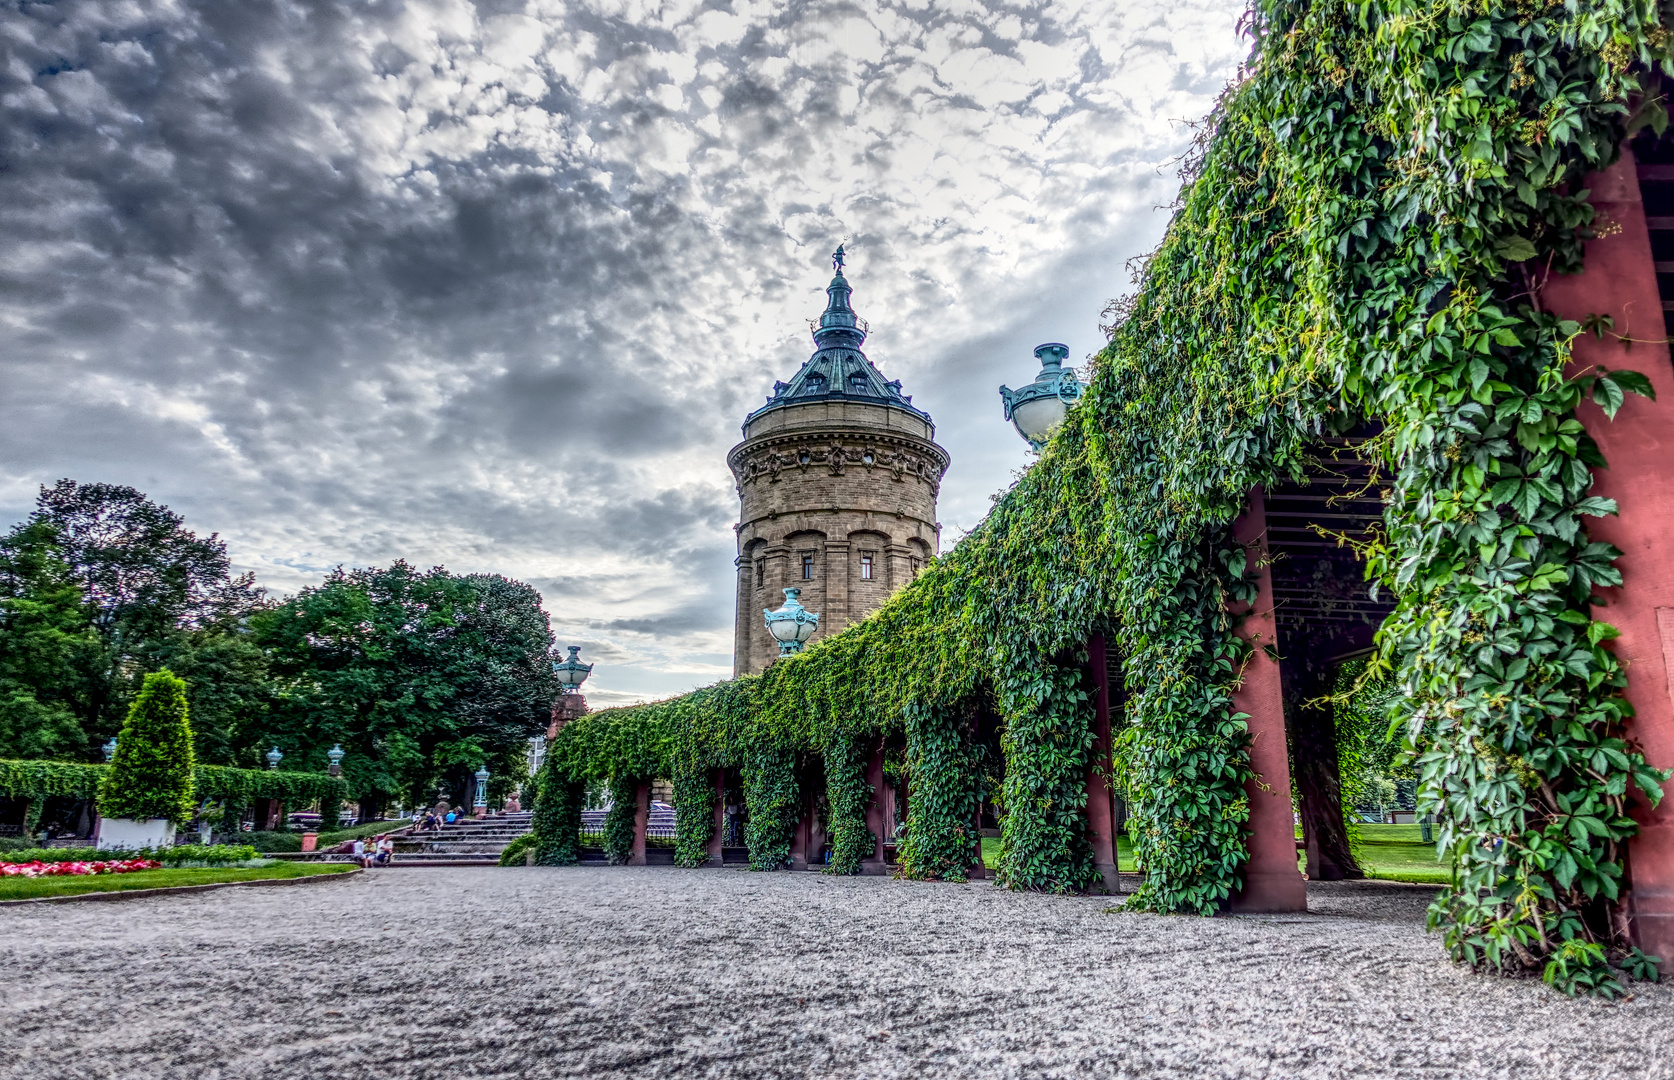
[
  {"x1": 531, "y1": 751, "x2": 581, "y2": 866},
  {"x1": 822, "y1": 735, "x2": 874, "y2": 875},
  {"x1": 526, "y1": 0, "x2": 1674, "y2": 995},
  {"x1": 671, "y1": 766, "x2": 716, "y2": 868},
  {"x1": 742, "y1": 745, "x2": 797, "y2": 871},
  {"x1": 601, "y1": 773, "x2": 638, "y2": 865},
  {"x1": 0, "y1": 759, "x2": 345, "y2": 807}
]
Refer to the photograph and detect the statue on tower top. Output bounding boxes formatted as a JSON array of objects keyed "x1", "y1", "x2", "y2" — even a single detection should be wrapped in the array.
[{"x1": 832, "y1": 243, "x2": 846, "y2": 272}]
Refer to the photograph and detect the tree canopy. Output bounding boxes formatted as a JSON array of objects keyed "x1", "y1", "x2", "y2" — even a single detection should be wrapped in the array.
[{"x1": 1, "y1": 481, "x2": 560, "y2": 818}]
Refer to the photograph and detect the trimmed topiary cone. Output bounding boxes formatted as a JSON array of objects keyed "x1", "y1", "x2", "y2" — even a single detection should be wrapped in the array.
[{"x1": 98, "y1": 670, "x2": 196, "y2": 825}]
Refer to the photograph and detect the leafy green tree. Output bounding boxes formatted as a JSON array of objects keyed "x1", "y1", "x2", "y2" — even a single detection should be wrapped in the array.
[
  {"x1": 0, "y1": 523, "x2": 101, "y2": 758},
  {"x1": 251, "y1": 562, "x2": 557, "y2": 820},
  {"x1": 98, "y1": 670, "x2": 196, "y2": 823},
  {"x1": 0, "y1": 481, "x2": 270, "y2": 761}
]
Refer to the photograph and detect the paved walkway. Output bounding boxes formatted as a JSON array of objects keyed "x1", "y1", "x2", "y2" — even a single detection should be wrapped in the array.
[{"x1": 1, "y1": 868, "x2": 1669, "y2": 1078}]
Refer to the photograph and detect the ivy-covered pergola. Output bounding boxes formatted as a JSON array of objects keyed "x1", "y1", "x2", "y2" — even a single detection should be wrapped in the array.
[{"x1": 532, "y1": 1, "x2": 1674, "y2": 995}]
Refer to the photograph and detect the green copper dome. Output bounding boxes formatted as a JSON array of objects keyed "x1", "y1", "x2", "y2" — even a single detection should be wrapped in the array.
[{"x1": 746, "y1": 253, "x2": 932, "y2": 428}]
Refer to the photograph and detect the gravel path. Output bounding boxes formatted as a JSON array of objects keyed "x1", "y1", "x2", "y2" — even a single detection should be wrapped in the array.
[{"x1": 2, "y1": 867, "x2": 1670, "y2": 1079}]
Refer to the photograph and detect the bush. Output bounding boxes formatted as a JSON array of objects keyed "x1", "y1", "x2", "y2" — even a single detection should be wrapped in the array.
[
  {"x1": 0, "y1": 837, "x2": 37, "y2": 853},
  {"x1": 498, "y1": 833, "x2": 536, "y2": 866},
  {"x1": 98, "y1": 671, "x2": 195, "y2": 824},
  {"x1": 240, "y1": 830, "x2": 302, "y2": 853}
]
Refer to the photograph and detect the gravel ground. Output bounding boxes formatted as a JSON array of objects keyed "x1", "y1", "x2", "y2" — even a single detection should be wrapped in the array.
[{"x1": 2, "y1": 867, "x2": 1671, "y2": 1079}]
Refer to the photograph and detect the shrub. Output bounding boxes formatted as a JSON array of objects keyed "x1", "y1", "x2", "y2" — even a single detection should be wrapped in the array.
[
  {"x1": 98, "y1": 671, "x2": 195, "y2": 824},
  {"x1": 498, "y1": 833, "x2": 536, "y2": 866},
  {"x1": 239, "y1": 830, "x2": 302, "y2": 853}
]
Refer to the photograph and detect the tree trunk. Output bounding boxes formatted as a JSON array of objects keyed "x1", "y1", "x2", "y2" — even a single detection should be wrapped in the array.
[{"x1": 1285, "y1": 660, "x2": 1363, "y2": 881}]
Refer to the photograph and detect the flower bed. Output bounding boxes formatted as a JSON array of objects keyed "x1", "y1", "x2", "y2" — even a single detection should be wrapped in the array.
[
  {"x1": 0, "y1": 844, "x2": 257, "y2": 867},
  {"x1": 0, "y1": 859, "x2": 160, "y2": 878}
]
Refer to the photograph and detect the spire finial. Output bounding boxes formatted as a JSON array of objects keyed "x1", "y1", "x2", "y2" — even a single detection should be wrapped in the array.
[{"x1": 832, "y1": 243, "x2": 846, "y2": 272}]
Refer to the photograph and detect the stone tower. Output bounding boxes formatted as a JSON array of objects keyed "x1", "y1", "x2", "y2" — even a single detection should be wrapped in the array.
[{"x1": 729, "y1": 254, "x2": 949, "y2": 676}]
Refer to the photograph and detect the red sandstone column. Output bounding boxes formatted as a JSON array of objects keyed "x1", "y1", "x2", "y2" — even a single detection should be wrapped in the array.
[
  {"x1": 629, "y1": 779, "x2": 650, "y2": 866},
  {"x1": 1086, "y1": 634, "x2": 1122, "y2": 893},
  {"x1": 862, "y1": 741, "x2": 888, "y2": 875},
  {"x1": 1541, "y1": 146, "x2": 1674, "y2": 965},
  {"x1": 707, "y1": 770, "x2": 726, "y2": 867},
  {"x1": 1228, "y1": 486, "x2": 1309, "y2": 912}
]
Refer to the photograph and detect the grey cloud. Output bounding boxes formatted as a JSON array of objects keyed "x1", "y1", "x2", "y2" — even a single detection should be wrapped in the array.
[{"x1": 0, "y1": 0, "x2": 1246, "y2": 702}]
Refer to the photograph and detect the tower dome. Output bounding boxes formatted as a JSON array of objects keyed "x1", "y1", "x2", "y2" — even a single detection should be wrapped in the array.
[{"x1": 728, "y1": 252, "x2": 950, "y2": 676}]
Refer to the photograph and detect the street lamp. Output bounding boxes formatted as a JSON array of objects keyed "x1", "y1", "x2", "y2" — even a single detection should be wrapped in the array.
[
  {"x1": 101, "y1": 737, "x2": 118, "y2": 762},
  {"x1": 554, "y1": 645, "x2": 593, "y2": 695},
  {"x1": 764, "y1": 587, "x2": 820, "y2": 656},
  {"x1": 266, "y1": 747, "x2": 284, "y2": 770},
  {"x1": 998, "y1": 343, "x2": 1082, "y2": 451},
  {"x1": 474, "y1": 765, "x2": 491, "y2": 812},
  {"x1": 327, "y1": 744, "x2": 345, "y2": 777}
]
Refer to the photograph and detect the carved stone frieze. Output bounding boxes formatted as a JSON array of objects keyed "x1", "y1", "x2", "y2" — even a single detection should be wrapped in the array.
[{"x1": 731, "y1": 435, "x2": 946, "y2": 497}]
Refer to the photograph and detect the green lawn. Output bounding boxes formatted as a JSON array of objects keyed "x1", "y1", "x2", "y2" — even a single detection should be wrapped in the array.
[
  {"x1": 977, "y1": 825, "x2": 1450, "y2": 884},
  {"x1": 977, "y1": 837, "x2": 1139, "y2": 873},
  {"x1": 0, "y1": 862, "x2": 356, "y2": 902},
  {"x1": 1352, "y1": 824, "x2": 1449, "y2": 884}
]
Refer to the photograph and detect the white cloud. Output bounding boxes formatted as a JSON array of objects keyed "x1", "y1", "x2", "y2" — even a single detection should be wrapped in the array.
[{"x1": 0, "y1": 0, "x2": 1247, "y2": 704}]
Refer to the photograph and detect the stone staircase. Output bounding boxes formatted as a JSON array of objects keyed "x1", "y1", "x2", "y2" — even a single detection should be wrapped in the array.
[
  {"x1": 274, "y1": 811, "x2": 534, "y2": 867},
  {"x1": 387, "y1": 812, "x2": 533, "y2": 865}
]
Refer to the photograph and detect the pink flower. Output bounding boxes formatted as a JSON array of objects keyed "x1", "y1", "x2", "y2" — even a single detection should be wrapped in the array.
[{"x1": 0, "y1": 858, "x2": 160, "y2": 878}]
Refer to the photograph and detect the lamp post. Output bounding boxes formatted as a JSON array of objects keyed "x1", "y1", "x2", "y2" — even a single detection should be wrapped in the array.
[
  {"x1": 101, "y1": 737, "x2": 118, "y2": 762},
  {"x1": 266, "y1": 746, "x2": 283, "y2": 770},
  {"x1": 554, "y1": 645, "x2": 593, "y2": 695},
  {"x1": 998, "y1": 343, "x2": 1082, "y2": 451},
  {"x1": 764, "y1": 587, "x2": 820, "y2": 656},
  {"x1": 326, "y1": 744, "x2": 344, "y2": 777},
  {"x1": 474, "y1": 765, "x2": 491, "y2": 818}
]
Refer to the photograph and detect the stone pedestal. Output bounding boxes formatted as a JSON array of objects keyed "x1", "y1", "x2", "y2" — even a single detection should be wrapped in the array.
[
  {"x1": 94, "y1": 817, "x2": 175, "y2": 851},
  {"x1": 1228, "y1": 486, "x2": 1309, "y2": 913},
  {"x1": 300, "y1": 832, "x2": 318, "y2": 853}
]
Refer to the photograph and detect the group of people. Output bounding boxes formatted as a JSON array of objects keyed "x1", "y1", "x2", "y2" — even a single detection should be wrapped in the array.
[
  {"x1": 351, "y1": 834, "x2": 395, "y2": 868},
  {"x1": 416, "y1": 802, "x2": 462, "y2": 833}
]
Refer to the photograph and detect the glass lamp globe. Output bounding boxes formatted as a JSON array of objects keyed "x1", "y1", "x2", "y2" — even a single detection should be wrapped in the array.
[
  {"x1": 998, "y1": 343, "x2": 1082, "y2": 451},
  {"x1": 554, "y1": 645, "x2": 593, "y2": 694},
  {"x1": 764, "y1": 587, "x2": 821, "y2": 655},
  {"x1": 1009, "y1": 394, "x2": 1068, "y2": 445}
]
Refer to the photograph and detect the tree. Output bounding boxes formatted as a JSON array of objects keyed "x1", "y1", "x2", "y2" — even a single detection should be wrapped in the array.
[
  {"x1": 0, "y1": 480, "x2": 270, "y2": 761},
  {"x1": 251, "y1": 562, "x2": 558, "y2": 819},
  {"x1": 0, "y1": 522, "x2": 101, "y2": 758},
  {"x1": 98, "y1": 670, "x2": 196, "y2": 824}
]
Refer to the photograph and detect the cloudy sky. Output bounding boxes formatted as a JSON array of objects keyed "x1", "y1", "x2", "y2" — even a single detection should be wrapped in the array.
[{"x1": 1, "y1": 0, "x2": 1246, "y2": 706}]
